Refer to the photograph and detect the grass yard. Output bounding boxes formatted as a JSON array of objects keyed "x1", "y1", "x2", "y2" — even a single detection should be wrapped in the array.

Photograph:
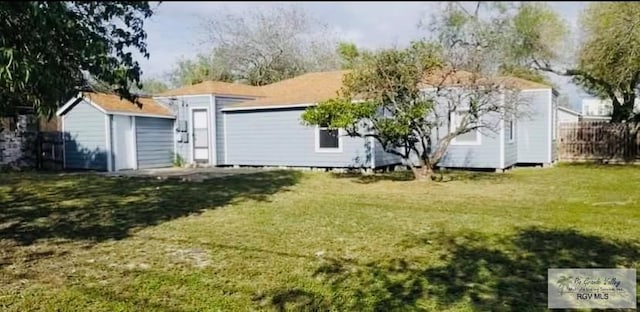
[{"x1": 1, "y1": 164, "x2": 639, "y2": 311}]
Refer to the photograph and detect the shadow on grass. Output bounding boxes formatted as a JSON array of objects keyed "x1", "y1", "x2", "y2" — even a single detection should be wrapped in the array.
[
  {"x1": 331, "y1": 171, "x2": 415, "y2": 184},
  {"x1": 253, "y1": 288, "x2": 331, "y2": 312},
  {"x1": 0, "y1": 170, "x2": 301, "y2": 249},
  {"x1": 264, "y1": 227, "x2": 639, "y2": 311},
  {"x1": 556, "y1": 161, "x2": 640, "y2": 169},
  {"x1": 77, "y1": 285, "x2": 188, "y2": 312},
  {"x1": 331, "y1": 169, "x2": 512, "y2": 184},
  {"x1": 436, "y1": 169, "x2": 513, "y2": 183}
]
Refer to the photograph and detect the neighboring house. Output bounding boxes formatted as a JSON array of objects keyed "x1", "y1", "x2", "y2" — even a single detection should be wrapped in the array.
[
  {"x1": 56, "y1": 92, "x2": 175, "y2": 171},
  {"x1": 557, "y1": 106, "x2": 581, "y2": 123},
  {"x1": 582, "y1": 98, "x2": 613, "y2": 118},
  {"x1": 581, "y1": 97, "x2": 640, "y2": 121},
  {"x1": 58, "y1": 70, "x2": 560, "y2": 172}
]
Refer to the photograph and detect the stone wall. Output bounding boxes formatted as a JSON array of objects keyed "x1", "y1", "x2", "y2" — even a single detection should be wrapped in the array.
[{"x1": 0, "y1": 115, "x2": 39, "y2": 169}]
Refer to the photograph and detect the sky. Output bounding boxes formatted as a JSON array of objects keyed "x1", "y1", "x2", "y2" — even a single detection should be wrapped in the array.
[{"x1": 138, "y1": 1, "x2": 589, "y2": 111}]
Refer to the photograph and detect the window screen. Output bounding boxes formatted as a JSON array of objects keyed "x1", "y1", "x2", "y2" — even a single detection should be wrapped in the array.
[{"x1": 318, "y1": 128, "x2": 339, "y2": 149}]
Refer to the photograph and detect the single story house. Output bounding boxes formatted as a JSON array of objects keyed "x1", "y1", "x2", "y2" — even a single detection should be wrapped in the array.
[{"x1": 57, "y1": 70, "x2": 560, "y2": 172}]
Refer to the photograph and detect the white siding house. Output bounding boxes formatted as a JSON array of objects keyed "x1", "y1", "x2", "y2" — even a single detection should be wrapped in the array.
[{"x1": 59, "y1": 71, "x2": 564, "y2": 172}]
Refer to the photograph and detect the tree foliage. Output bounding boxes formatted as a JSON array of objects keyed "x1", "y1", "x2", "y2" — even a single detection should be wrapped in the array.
[
  {"x1": 302, "y1": 44, "x2": 440, "y2": 180},
  {"x1": 0, "y1": 2, "x2": 155, "y2": 117},
  {"x1": 427, "y1": 2, "x2": 513, "y2": 74},
  {"x1": 337, "y1": 42, "x2": 361, "y2": 70},
  {"x1": 197, "y1": 5, "x2": 340, "y2": 86},
  {"x1": 507, "y1": 2, "x2": 567, "y2": 68},
  {"x1": 132, "y1": 78, "x2": 169, "y2": 95},
  {"x1": 168, "y1": 54, "x2": 234, "y2": 87}
]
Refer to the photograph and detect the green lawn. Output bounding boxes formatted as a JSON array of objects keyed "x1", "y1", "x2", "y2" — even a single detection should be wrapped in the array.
[{"x1": 1, "y1": 165, "x2": 639, "y2": 311}]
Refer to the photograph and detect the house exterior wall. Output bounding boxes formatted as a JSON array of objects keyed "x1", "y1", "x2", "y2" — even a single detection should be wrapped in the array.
[
  {"x1": 224, "y1": 107, "x2": 372, "y2": 167},
  {"x1": 135, "y1": 117, "x2": 174, "y2": 169},
  {"x1": 400, "y1": 88, "x2": 504, "y2": 169},
  {"x1": 517, "y1": 89, "x2": 552, "y2": 164},
  {"x1": 551, "y1": 92, "x2": 558, "y2": 162},
  {"x1": 368, "y1": 88, "x2": 515, "y2": 170},
  {"x1": 373, "y1": 139, "x2": 403, "y2": 167},
  {"x1": 154, "y1": 95, "x2": 211, "y2": 165},
  {"x1": 62, "y1": 99, "x2": 108, "y2": 170},
  {"x1": 216, "y1": 97, "x2": 251, "y2": 165},
  {"x1": 438, "y1": 112, "x2": 503, "y2": 169},
  {"x1": 377, "y1": 116, "x2": 510, "y2": 170},
  {"x1": 504, "y1": 116, "x2": 518, "y2": 168}
]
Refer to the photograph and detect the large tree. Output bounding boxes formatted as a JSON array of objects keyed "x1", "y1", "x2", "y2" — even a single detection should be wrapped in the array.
[
  {"x1": 198, "y1": 5, "x2": 340, "y2": 86},
  {"x1": 533, "y1": 2, "x2": 640, "y2": 122},
  {"x1": 0, "y1": 2, "x2": 155, "y2": 118},
  {"x1": 301, "y1": 42, "x2": 522, "y2": 180}
]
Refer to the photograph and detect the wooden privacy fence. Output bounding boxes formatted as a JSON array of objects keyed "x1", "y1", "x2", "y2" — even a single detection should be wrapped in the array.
[
  {"x1": 37, "y1": 131, "x2": 64, "y2": 170},
  {"x1": 558, "y1": 121, "x2": 640, "y2": 162}
]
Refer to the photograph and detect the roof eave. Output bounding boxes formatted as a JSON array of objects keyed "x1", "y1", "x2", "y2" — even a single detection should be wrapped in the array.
[
  {"x1": 56, "y1": 93, "x2": 83, "y2": 116},
  {"x1": 222, "y1": 102, "x2": 316, "y2": 112},
  {"x1": 106, "y1": 111, "x2": 176, "y2": 119}
]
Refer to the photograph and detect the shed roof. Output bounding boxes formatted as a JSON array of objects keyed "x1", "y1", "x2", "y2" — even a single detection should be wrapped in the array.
[{"x1": 57, "y1": 92, "x2": 174, "y2": 118}]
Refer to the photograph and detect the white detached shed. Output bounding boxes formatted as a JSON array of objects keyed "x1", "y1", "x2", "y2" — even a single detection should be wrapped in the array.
[{"x1": 56, "y1": 92, "x2": 176, "y2": 171}]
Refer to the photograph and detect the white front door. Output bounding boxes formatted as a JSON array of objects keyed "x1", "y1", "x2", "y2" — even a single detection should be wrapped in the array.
[
  {"x1": 192, "y1": 109, "x2": 209, "y2": 164},
  {"x1": 113, "y1": 115, "x2": 135, "y2": 170}
]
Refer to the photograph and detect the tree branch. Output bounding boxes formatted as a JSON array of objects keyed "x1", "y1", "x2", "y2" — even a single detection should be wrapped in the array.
[{"x1": 534, "y1": 59, "x2": 613, "y2": 91}]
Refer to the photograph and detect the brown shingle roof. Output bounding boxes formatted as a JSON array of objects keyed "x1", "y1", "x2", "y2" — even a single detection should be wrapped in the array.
[
  {"x1": 226, "y1": 70, "x2": 350, "y2": 109},
  {"x1": 227, "y1": 70, "x2": 551, "y2": 110},
  {"x1": 83, "y1": 92, "x2": 174, "y2": 117},
  {"x1": 494, "y1": 75, "x2": 552, "y2": 90},
  {"x1": 158, "y1": 81, "x2": 265, "y2": 97},
  {"x1": 153, "y1": 69, "x2": 553, "y2": 111},
  {"x1": 421, "y1": 70, "x2": 552, "y2": 90}
]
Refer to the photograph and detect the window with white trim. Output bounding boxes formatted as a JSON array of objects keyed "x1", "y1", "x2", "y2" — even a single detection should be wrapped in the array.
[
  {"x1": 451, "y1": 111, "x2": 480, "y2": 144},
  {"x1": 507, "y1": 116, "x2": 515, "y2": 142},
  {"x1": 552, "y1": 102, "x2": 558, "y2": 140},
  {"x1": 316, "y1": 124, "x2": 341, "y2": 151}
]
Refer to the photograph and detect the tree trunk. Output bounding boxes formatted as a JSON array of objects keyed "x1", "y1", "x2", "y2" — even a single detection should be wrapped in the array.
[
  {"x1": 409, "y1": 160, "x2": 435, "y2": 181},
  {"x1": 611, "y1": 99, "x2": 636, "y2": 123},
  {"x1": 611, "y1": 103, "x2": 626, "y2": 123}
]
